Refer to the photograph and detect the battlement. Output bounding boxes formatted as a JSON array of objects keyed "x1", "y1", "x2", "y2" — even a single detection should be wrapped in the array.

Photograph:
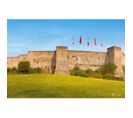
[
  {"x1": 28, "y1": 51, "x2": 54, "y2": 53},
  {"x1": 18, "y1": 54, "x2": 27, "y2": 57},
  {"x1": 56, "y1": 46, "x2": 68, "y2": 49},
  {"x1": 107, "y1": 46, "x2": 122, "y2": 52},
  {"x1": 69, "y1": 50, "x2": 106, "y2": 54}
]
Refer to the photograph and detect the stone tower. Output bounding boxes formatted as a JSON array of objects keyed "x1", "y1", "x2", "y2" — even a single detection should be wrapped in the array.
[
  {"x1": 107, "y1": 46, "x2": 125, "y2": 78},
  {"x1": 55, "y1": 46, "x2": 69, "y2": 74}
]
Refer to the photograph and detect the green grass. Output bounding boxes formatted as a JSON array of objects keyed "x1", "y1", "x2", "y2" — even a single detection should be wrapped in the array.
[{"x1": 7, "y1": 74, "x2": 125, "y2": 98}]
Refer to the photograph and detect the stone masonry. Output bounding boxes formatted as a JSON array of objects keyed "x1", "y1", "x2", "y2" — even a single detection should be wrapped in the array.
[{"x1": 7, "y1": 46, "x2": 125, "y2": 78}]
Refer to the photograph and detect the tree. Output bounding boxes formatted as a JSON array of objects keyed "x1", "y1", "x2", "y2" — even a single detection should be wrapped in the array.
[
  {"x1": 30, "y1": 67, "x2": 42, "y2": 73},
  {"x1": 7, "y1": 67, "x2": 18, "y2": 74},
  {"x1": 11, "y1": 67, "x2": 18, "y2": 74},
  {"x1": 70, "y1": 66, "x2": 80, "y2": 76},
  {"x1": 18, "y1": 61, "x2": 30, "y2": 74},
  {"x1": 7, "y1": 68, "x2": 11, "y2": 74},
  {"x1": 99, "y1": 62, "x2": 117, "y2": 75}
]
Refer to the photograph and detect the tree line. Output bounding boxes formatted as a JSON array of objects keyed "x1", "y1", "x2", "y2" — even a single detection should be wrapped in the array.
[
  {"x1": 7, "y1": 61, "x2": 124, "y2": 80},
  {"x1": 7, "y1": 61, "x2": 42, "y2": 74},
  {"x1": 70, "y1": 63, "x2": 124, "y2": 80}
]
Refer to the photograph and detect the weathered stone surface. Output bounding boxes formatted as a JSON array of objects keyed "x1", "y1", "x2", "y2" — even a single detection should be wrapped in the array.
[
  {"x1": 55, "y1": 46, "x2": 69, "y2": 74},
  {"x1": 106, "y1": 46, "x2": 125, "y2": 78},
  {"x1": 7, "y1": 46, "x2": 125, "y2": 77}
]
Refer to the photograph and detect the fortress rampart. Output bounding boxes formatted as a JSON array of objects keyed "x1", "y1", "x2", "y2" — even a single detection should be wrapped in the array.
[{"x1": 7, "y1": 46, "x2": 125, "y2": 77}]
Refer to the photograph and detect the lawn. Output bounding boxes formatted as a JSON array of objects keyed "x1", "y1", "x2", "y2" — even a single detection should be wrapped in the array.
[{"x1": 7, "y1": 74, "x2": 125, "y2": 98}]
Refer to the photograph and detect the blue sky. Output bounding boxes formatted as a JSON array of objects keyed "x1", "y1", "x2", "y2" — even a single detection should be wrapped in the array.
[{"x1": 7, "y1": 19, "x2": 125, "y2": 56}]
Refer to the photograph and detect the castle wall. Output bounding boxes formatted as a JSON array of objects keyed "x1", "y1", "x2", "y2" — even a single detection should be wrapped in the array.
[
  {"x1": 27, "y1": 51, "x2": 55, "y2": 73},
  {"x1": 7, "y1": 54, "x2": 28, "y2": 68},
  {"x1": 68, "y1": 51, "x2": 107, "y2": 71},
  {"x1": 122, "y1": 53, "x2": 125, "y2": 66},
  {"x1": 7, "y1": 57, "x2": 18, "y2": 68},
  {"x1": 7, "y1": 51, "x2": 55, "y2": 73},
  {"x1": 7, "y1": 46, "x2": 125, "y2": 78}
]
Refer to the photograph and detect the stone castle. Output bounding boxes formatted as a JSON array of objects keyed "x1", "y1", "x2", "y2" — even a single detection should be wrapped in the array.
[{"x1": 7, "y1": 46, "x2": 125, "y2": 77}]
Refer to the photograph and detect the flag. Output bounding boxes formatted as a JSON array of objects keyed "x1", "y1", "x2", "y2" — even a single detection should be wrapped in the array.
[
  {"x1": 87, "y1": 37, "x2": 89, "y2": 46},
  {"x1": 87, "y1": 42, "x2": 89, "y2": 46},
  {"x1": 100, "y1": 37, "x2": 103, "y2": 47},
  {"x1": 94, "y1": 37, "x2": 97, "y2": 46},
  {"x1": 72, "y1": 37, "x2": 75, "y2": 45},
  {"x1": 79, "y1": 36, "x2": 82, "y2": 44}
]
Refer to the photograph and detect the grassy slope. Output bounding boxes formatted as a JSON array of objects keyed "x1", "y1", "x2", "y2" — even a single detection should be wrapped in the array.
[{"x1": 7, "y1": 74, "x2": 125, "y2": 98}]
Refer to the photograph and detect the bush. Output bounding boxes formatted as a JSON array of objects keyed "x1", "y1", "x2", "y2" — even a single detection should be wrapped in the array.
[
  {"x1": 7, "y1": 67, "x2": 18, "y2": 74},
  {"x1": 78, "y1": 70, "x2": 89, "y2": 77},
  {"x1": 70, "y1": 66, "x2": 102, "y2": 78},
  {"x1": 99, "y1": 63, "x2": 117, "y2": 75},
  {"x1": 115, "y1": 77, "x2": 124, "y2": 81},
  {"x1": 30, "y1": 67, "x2": 42, "y2": 73},
  {"x1": 7, "y1": 68, "x2": 11, "y2": 74},
  {"x1": 103, "y1": 73, "x2": 124, "y2": 81},
  {"x1": 11, "y1": 67, "x2": 18, "y2": 74},
  {"x1": 86, "y1": 69, "x2": 102, "y2": 78},
  {"x1": 70, "y1": 63, "x2": 117, "y2": 80},
  {"x1": 8, "y1": 66, "x2": 43, "y2": 74},
  {"x1": 86, "y1": 69, "x2": 93, "y2": 74},
  {"x1": 70, "y1": 66, "x2": 88, "y2": 77},
  {"x1": 70, "y1": 66, "x2": 80, "y2": 76},
  {"x1": 103, "y1": 73, "x2": 115, "y2": 80},
  {"x1": 18, "y1": 61, "x2": 30, "y2": 74},
  {"x1": 91, "y1": 72, "x2": 103, "y2": 78}
]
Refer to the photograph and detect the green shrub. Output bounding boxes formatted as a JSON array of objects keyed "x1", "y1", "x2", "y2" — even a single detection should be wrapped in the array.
[
  {"x1": 7, "y1": 67, "x2": 18, "y2": 74},
  {"x1": 70, "y1": 63, "x2": 117, "y2": 79},
  {"x1": 7, "y1": 68, "x2": 11, "y2": 74},
  {"x1": 30, "y1": 67, "x2": 42, "y2": 73},
  {"x1": 8, "y1": 64, "x2": 43, "y2": 74},
  {"x1": 99, "y1": 63, "x2": 117, "y2": 75},
  {"x1": 35, "y1": 67, "x2": 42, "y2": 73},
  {"x1": 70, "y1": 66, "x2": 88, "y2": 77},
  {"x1": 71, "y1": 66, "x2": 104, "y2": 78},
  {"x1": 115, "y1": 77, "x2": 124, "y2": 81},
  {"x1": 98, "y1": 63, "x2": 119, "y2": 80},
  {"x1": 86, "y1": 69, "x2": 93, "y2": 74},
  {"x1": 18, "y1": 61, "x2": 30, "y2": 74},
  {"x1": 11, "y1": 67, "x2": 18, "y2": 74},
  {"x1": 91, "y1": 72, "x2": 103, "y2": 78},
  {"x1": 86, "y1": 69, "x2": 102, "y2": 78},
  {"x1": 103, "y1": 73, "x2": 115, "y2": 80},
  {"x1": 70, "y1": 66, "x2": 80, "y2": 76},
  {"x1": 103, "y1": 73, "x2": 124, "y2": 81},
  {"x1": 78, "y1": 70, "x2": 88, "y2": 77}
]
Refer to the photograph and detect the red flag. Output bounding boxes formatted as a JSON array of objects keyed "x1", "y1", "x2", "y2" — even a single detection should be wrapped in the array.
[
  {"x1": 94, "y1": 37, "x2": 97, "y2": 46},
  {"x1": 79, "y1": 36, "x2": 82, "y2": 44}
]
